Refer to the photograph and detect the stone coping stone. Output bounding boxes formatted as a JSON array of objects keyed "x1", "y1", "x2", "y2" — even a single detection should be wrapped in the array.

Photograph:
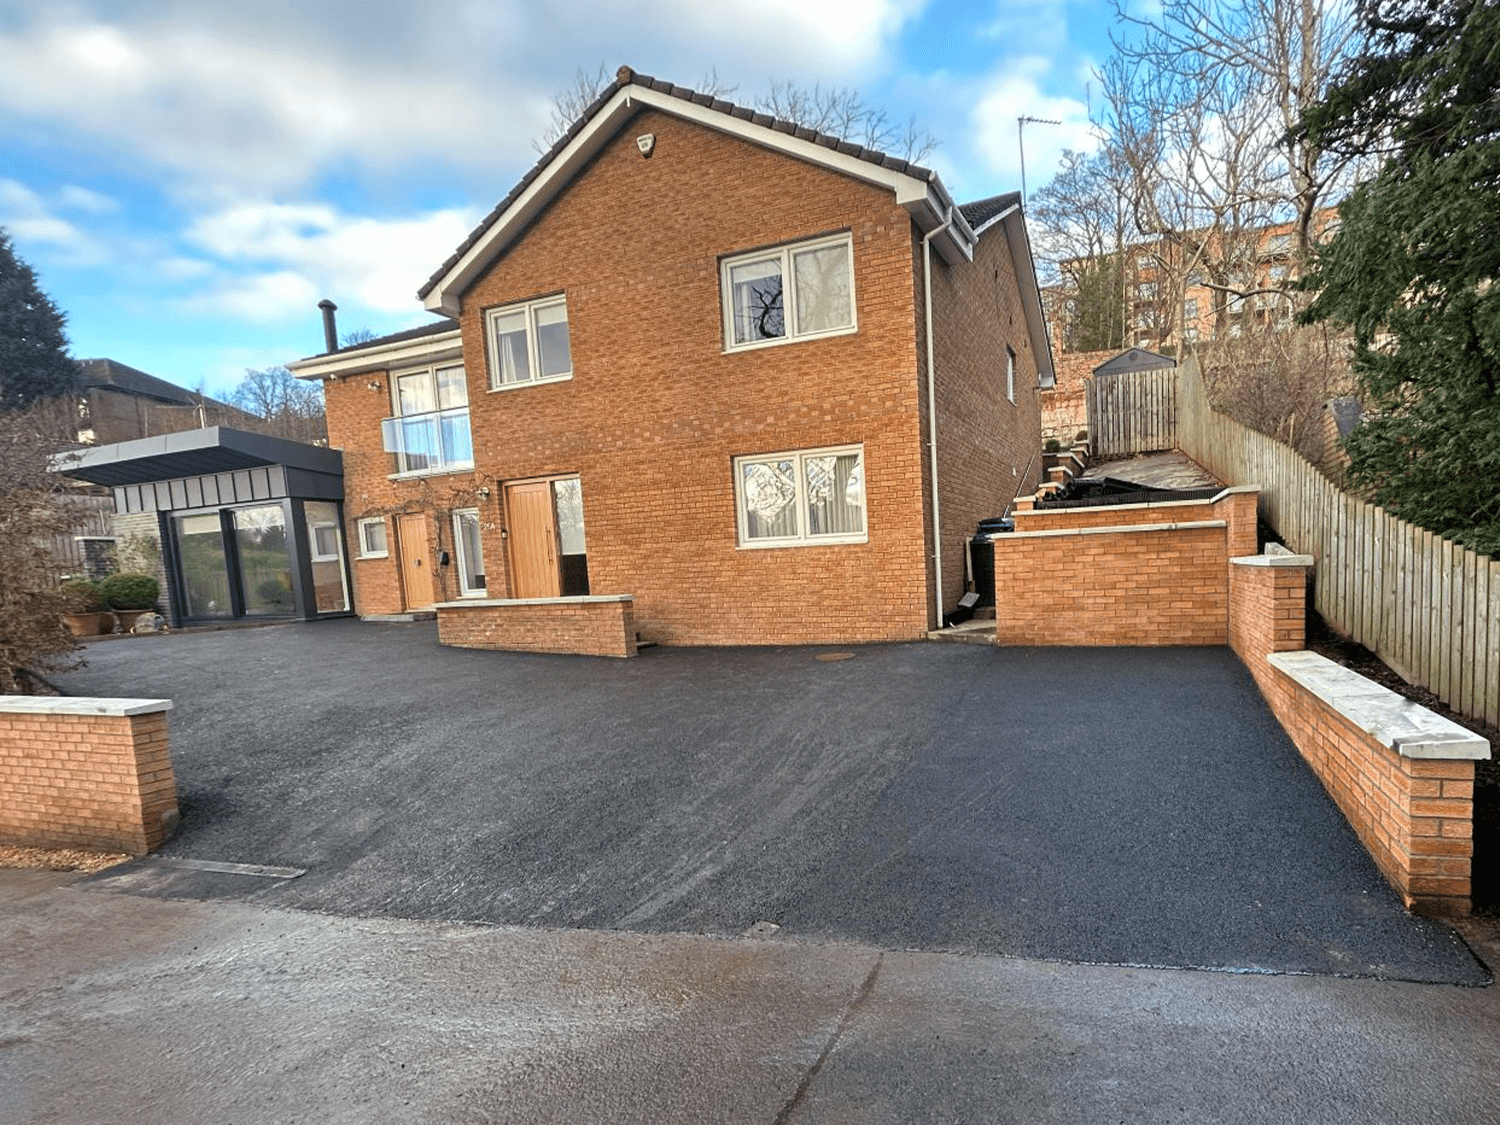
[
  {"x1": 433, "y1": 595, "x2": 633, "y2": 609},
  {"x1": 1230, "y1": 552, "x2": 1314, "y2": 567},
  {"x1": 0, "y1": 697, "x2": 173, "y2": 717},
  {"x1": 1004, "y1": 519, "x2": 1227, "y2": 541},
  {"x1": 1266, "y1": 651, "x2": 1490, "y2": 760}
]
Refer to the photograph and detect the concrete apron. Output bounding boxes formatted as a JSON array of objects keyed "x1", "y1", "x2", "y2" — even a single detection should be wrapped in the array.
[{"x1": 5, "y1": 870, "x2": 1498, "y2": 1125}]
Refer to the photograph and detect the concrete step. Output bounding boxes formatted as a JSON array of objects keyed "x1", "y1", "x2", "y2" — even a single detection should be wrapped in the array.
[{"x1": 927, "y1": 619, "x2": 995, "y2": 645}]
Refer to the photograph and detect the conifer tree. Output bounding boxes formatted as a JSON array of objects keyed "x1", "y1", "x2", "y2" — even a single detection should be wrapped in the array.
[
  {"x1": 0, "y1": 228, "x2": 78, "y2": 410},
  {"x1": 1298, "y1": 0, "x2": 1500, "y2": 556}
]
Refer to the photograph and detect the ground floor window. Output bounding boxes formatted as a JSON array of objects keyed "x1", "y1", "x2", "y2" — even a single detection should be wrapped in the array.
[{"x1": 734, "y1": 445, "x2": 866, "y2": 547}]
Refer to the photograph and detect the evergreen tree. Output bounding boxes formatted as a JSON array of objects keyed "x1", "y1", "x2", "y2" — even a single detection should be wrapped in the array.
[
  {"x1": 0, "y1": 228, "x2": 78, "y2": 410},
  {"x1": 1298, "y1": 0, "x2": 1500, "y2": 556}
]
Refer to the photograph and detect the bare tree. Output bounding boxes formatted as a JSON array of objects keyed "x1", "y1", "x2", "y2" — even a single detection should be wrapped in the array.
[
  {"x1": 0, "y1": 400, "x2": 84, "y2": 693},
  {"x1": 227, "y1": 366, "x2": 327, "y2": 445},
  {"x1": 1086, "y1": 0, "x2": 1363, "y2": 352},
  {"x1": 537, "y1": 65, "x2": 938, "y2": 164}
]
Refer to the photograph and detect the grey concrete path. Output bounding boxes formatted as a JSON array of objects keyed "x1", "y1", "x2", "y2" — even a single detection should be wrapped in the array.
[
  {"x1": 55, "y1": 621, "x2": 1483, "y2": 983},
  {"x1": 4, "y1": 870, "x2": 1499, "y2": 1125}
]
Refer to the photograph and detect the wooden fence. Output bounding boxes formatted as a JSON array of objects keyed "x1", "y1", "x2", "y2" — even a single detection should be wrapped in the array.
[
  {"x1": 48, "y1": 493, "x2": 116, "y2": 576},
  {"x1": 1087, "y1": 368, "x2": 1178, "y2": 458},
  {"x1": 1177, "y1": 355, "x2": 1498, "y2": 727}
]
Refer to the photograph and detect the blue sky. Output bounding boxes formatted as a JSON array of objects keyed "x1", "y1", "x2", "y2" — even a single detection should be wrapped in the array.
[{"x1": 0, "y1": 1, "x2": 1124, "y2": 399}]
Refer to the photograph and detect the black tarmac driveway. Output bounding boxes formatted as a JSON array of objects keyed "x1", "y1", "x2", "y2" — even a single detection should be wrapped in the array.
[{"x1": 60, "y1": 620, "x2": 1484, "y2": 984}]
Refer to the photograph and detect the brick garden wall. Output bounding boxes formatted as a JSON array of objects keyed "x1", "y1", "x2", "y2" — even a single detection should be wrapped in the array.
[
  {"x1": 992, "y1": 489, "x2": 1258, "y2": 646},
  {"x1": 1039, "y1": 348, "x2": 1114, "y2": 446},
  {"x1": 0, "y1": 698, "x2": 178, "y2": 854},
  {"x1": 1229, "y1": 556, "x2": 1486, "y2": 917},
  {"x1": 436, "y1": 596, "x2": 637, "y2": 658}
]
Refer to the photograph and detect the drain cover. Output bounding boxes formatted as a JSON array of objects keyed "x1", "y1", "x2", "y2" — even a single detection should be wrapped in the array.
[{"x1": 815, "y1": 653, "x2": 855, "y2": 663}]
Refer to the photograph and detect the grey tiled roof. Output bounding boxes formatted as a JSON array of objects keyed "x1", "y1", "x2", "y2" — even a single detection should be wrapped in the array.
[
  {"x1": 958, "y1": 192, "x2": 1022, "y2": 229},
  {"x1": 77, "y1": 357, "x2": 240, "y2": 412},
  {"x1": 417, "y1": 66, "x2": 942, "y2": 301}
]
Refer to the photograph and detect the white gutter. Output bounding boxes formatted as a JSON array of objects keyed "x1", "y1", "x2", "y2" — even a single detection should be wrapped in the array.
[{"x1": 922, "y1": 202, "x2": 956, "y2": 629}]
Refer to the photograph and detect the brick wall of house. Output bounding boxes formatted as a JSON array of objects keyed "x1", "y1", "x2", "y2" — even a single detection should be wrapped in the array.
[
  {"x1": 321, "y1": 354, "x2": 481, "y2": 615},
  {"x1": 0, "y1": 699, "x2": 178, "y2": 855},
  {"x1": 1039, "y1": 347, "x2": 1114, "y2": 446},
  {"x1": 1229, "y1": 556, "x2": 1483, "y2": 917},
  {"x1": 925, "y1": 217, "x2": 1046, "y2": 619},
  {"x1": 436, "y1": 597, "x2": 637, "y2": 658},
  {"x1": 447, "y1": 109, "x2": 936, "y2": 646}
]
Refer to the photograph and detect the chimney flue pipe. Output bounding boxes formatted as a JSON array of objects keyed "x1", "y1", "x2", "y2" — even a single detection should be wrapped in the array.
[{"x1": 318, "y1": 299, "x2": 338, "y2": 353}]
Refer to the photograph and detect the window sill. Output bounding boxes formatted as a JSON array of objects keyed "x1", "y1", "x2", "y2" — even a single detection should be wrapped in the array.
[
  {"x1": 722, "y1": 325, "x2": 857, "y2": 356},
  {"x1": 489, "y1": 373, "x2": 573, "y2": 394},
  {"x1": 356, "y1": 553, "x2": 389, "y2": 561},
  {"x1": 737, "y1": 535, "x2": 868, "y2": 550}
]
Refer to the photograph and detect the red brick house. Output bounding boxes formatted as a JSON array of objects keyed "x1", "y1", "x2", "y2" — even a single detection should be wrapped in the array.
[{"x1": 290, "y1": 67, "x2": 1055, "y2": 652}]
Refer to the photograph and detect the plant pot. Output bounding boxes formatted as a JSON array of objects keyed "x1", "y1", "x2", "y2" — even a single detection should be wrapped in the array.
[
  {"x1": 113, "y1": 609, "x2": 150, "y2": 633},
  {"x1": 63, "y1": 612, "x2": 104, "y2": 637}
]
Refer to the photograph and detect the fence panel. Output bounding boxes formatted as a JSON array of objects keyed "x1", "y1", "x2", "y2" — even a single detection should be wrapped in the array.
[
  {"x1": 1175, "y1": 355, "x2": 1496, "y2": 728},
  {"x1": 1087, "y1": 369, "x2": 1179, "y2": 458}
]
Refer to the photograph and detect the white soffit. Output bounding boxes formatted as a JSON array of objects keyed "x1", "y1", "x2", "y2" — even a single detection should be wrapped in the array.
[{"x1": 423, "y1": 84, "x2": 975, "y2": 315}]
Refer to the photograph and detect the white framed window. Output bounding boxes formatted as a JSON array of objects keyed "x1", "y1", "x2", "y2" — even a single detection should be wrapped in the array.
[
  {"x1": 722, "y1": 233, "x2": 855, "y2": 351},
  {"x1": 310, "y1": 523, "x2": 341, "y2": 562},
  {"x1": 1005, "y1": 346, "x2": 1016, "y2": 403},
  {"x1": 382, "y1": 363, "x2": 472, "y2": 476},
  {"x1": 357, "y1": 517, "x2": 389, "y2": 558},
  {"x1": 1183, "y1": 297, "x2": 1199, "y2": 320},
  {"x1": 451, "y1": 508, "x2": 485, "y2": 596},
  {"x1": 734, "y1": 444, "x2": 866, "y2": 547},
  {"x1": 486, "y1": 295, "x2": 572, "y2": 389}
]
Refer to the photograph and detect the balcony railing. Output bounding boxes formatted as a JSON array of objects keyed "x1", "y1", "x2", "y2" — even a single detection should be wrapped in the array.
[{"x1": 381, "y1": 408, "x2": 473, "y2": 475}]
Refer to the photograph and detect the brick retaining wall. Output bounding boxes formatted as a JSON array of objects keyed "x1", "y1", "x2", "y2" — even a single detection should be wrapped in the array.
[
  {"x1": 0, "y1": 697, "x2": 178, "y2": 854},
  {"x1": 436, "y1": 596, "x2": 637, "y2": 658},
  {"x1": 1230, "y1": 554, "x2": 1488, "y2": 917}
]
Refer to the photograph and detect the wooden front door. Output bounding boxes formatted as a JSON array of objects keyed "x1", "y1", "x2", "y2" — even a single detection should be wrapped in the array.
[
  {"x1": 505, "y1": 482, "x2": 559, "y2": 599},
  {"x1": 396, "y1": 512, "x2": 433, "y2": 610}
]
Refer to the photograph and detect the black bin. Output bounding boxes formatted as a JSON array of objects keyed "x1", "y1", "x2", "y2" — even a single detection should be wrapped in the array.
[{"x1": 969, "y1": 518, "x2": 1013, "y2": 609}]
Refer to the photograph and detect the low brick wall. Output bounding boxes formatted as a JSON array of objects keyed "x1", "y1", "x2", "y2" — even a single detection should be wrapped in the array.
[
  {"x1": 436, "y1": 595, "x2": 637, "y2": 658},
  {"x1": 1230, "y1": 554, "x2": 1489, "y2": 917},
  {"x1": 0, "y1": 697, "x2": 179, "y2": 854},
  {"x1": 992, "y1": 489, "x2": 1258, "y2": 647}
]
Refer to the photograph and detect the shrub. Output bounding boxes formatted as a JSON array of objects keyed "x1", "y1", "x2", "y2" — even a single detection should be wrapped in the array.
[
  {"x1": 59, "y1": 578, "x2": 105, "y2": 613},
  {"x1": 98, "y1": 573, "x2": 160, "y2": 610},
  {"x1": 1044, "y1": 438, "x2": 1062, "y2": 453}
]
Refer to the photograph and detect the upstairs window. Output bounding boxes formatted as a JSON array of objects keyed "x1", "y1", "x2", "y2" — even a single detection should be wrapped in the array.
[
  {"x1": 722, "y1": 234, "x2": 855, "y2": 351},
  {"x1": 486, "y1": 295, "x2": 572, "y2": 388},
  {"x1": 382, "y1": 363, "x2": 473, "y2": 475}
]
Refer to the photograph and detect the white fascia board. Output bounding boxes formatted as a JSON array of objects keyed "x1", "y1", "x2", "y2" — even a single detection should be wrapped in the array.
[
  {"x1": 423, "y1": 83, "x2": 975, "y2": 312},
  {"x1": 1003, "y1": 208, "x2": 1057, "y2": 388},
  {"x1": 288, "y1": 330, "x2": 464, "y2": 381}
]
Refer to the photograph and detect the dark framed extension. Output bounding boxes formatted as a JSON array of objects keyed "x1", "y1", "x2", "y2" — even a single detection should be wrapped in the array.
[{"x1": 58, "y1": 427, "x2": 353, "y2": 626}]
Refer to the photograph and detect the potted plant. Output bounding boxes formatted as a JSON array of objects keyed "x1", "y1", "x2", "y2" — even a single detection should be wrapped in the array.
[
  {"x1": 59, "y1": 578, "x2": 107, "y2": 636},
  {"x1": 98, "y1": 573, "x2": 161, "y2": 633}
]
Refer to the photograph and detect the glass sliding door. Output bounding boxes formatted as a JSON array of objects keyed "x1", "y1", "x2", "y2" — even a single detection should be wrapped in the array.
[
  {"x1": 304, "y1": 500, "x2": 350, "y2": 613},
  {"x1": 233, "y1": 504, "x2": 294, "y2": 616},
  {"x1": 175, "y1": 513, "x2": 233, "y2": 618}
]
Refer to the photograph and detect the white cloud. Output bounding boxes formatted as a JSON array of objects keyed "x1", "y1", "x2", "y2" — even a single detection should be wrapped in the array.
[
  {"x1": 183, "y1": 202, "x2": 480, "y2": 315},
  {"x1": 0, "y1": 2, "x2": 924, "y2": 198},
  {"x1": 179, "y1": 270, "x2": 321, "y2": 323},
  {"x1": 969, "y1": 62, "x2": 1098, "y2": 192},
  {"x1": 0, "y1": 179, "x2": 110, "y2": 264}
]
